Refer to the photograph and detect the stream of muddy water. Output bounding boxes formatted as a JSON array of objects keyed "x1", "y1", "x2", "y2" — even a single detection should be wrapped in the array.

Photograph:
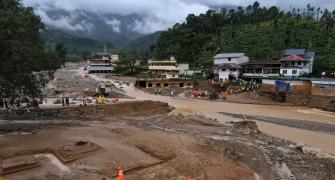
[{"x1": 69, "y1": 68, "x2": 335, "y2": 155}]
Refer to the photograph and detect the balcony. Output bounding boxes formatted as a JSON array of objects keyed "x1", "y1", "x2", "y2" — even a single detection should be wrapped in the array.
[{"x1": 242, "y1": 73, "x2": 280, "y2": 78}]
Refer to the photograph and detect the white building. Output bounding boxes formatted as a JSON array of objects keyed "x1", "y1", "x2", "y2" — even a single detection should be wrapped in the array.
[
  {"x1": 86, "y1": 53, "x2": 119, "y2": 73},
  {"x1": 147, "y1": 57, "x2": 189, "y2": 79},
  {"x1": 148, "y1": 59, "x2": 179, "y2": 79},
  {"x1": 280, "y1": 49, "x2": 315, "y2": 77},
  {"x1": 213, "y1": 53, "x2": 249, "y2": 81}
]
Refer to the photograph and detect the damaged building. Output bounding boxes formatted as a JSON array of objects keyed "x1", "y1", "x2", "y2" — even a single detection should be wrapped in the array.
[{"x1": 136, "y1": 57, "x2": 193, "y2": 88}]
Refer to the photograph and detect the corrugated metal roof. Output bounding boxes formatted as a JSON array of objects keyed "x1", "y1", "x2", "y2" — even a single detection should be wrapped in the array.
[
  {"x1": 87, "y1": 66, "x2": 113, "y2": 71},
  {"x1": 285, "y1": 49, "x2": 306, "y2": 56},
  {"x1": 214, "y1": 53, "x2": 245, "y2": 59},
  {"x1": 304, "y1": 51, "x2": 316, "y2": 59},
  {"x1": 280, "y1": 55, "x2": 307, "y2": 61}
]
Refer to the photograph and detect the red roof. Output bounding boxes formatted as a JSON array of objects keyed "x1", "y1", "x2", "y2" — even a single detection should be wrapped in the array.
[{"x1": 280, "y1": 55, "x2": 307, "y2": 61}]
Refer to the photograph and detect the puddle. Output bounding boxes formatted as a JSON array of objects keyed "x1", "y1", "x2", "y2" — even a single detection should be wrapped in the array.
[{"x1": 34, "y1": 153, "x2": 70, "y2": 172}]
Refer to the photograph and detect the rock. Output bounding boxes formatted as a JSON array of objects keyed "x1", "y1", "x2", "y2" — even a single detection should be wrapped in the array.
[
  {"x1": 83, "y1": 88, "x2": 90, "y2": 92},
  {"x1": 195, "y1": 112, "x2": 205, "y2": 118},
  {"x1": 53, "y1": 99, "x2": 61, "y2": 104},
  {"x1": 232, "y1": 121, "x2": 259, "y2": 135}
]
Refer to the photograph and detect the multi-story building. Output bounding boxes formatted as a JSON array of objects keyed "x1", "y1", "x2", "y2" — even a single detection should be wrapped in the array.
[
  {"x1": 86, "y1": 52, "x2": 119, "y2": 73},
  {"x1": 280, "y1": 49, "x2": 315, "y2": 77},
  {"x1": 241, "y1": 60, "x2": 281, "y2": 79},
  {"x1": 148, "y1": 58, "x2": 180, "y2": 79},
  {"x1": 213, "y1": 53, "x2": 249, "y2": 81}
]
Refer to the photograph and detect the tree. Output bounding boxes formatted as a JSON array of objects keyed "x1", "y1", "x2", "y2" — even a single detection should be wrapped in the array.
[
  {"x1": 0, "y1": 0, "x2": 61, "y2": 101},
  {"x1": 153, "y1": 1, "x2": 335, "y2": 74},
  {"x1": 55, "y1": 43, "x2": 68, "y2": 66}
]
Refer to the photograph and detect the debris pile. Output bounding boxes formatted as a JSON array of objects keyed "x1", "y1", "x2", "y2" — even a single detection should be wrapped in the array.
[
  {"x1": 232, "y1": 121, "x2": 259, "y2": 135},
  {"x1": 0, "y1": 156, "x2": 39, "y2": 175},
  {"x1": 55, "y1": 141, "x2": 99, "y2": 163}
]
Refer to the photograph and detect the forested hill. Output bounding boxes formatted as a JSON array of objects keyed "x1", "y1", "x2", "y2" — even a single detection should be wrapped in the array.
[
  {"x1": 125, "y1": 31, "x2": 162, "y2": 51},
  {"x1": 153, "y1": 2, "x2": 335, "y2": 74},
  {"x1": 43, "y1": 29, "x2": 115, "y2": 60}
]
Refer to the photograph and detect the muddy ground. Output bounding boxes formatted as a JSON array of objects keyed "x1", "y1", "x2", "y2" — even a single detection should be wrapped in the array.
[
  {"x1": 0, "y1": 101, "x2": 334, "y2": 180},
  {"x1": 46, "y1": 65, "x2": 127, "y2": 98}
]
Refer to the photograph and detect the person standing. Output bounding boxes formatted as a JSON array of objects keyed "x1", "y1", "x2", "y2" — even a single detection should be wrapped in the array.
[
  {"x1": 101, "y1": 95, "x2": 105, "y2": 104},
  {"x1": 82, "y1": 96, "x2": 87, "y2": 106},
  {"x1": 62, "y1": 97, "x2": 65, "y2": 106},
  {"x1": 16, "y1": 99, "x2": 20, "y2": 108},
  {"x1": 9, "y1": 98, "x2": 14, "y2": 108},
  {"x1": 65, "y1": 97, "x2": 70, "y2": 106},
  {"x1": 4, "y1": 99, "x2": 8, "y2": 109},
  {"x1": 0, "y1": 98, "x2": 3, "y2": 108}
]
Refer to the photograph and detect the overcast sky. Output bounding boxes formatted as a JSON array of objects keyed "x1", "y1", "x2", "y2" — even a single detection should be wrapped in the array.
[{"x1": 23, "y1": 0, "x2": 335, "y2": 34}]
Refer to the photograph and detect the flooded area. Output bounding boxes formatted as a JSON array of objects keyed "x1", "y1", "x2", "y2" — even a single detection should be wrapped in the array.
[{"x1": 76, "y1": 67, "x2": 335, "y2": 155}]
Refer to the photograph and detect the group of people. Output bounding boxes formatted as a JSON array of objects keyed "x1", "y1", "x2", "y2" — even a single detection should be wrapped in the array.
[
  {"x1": 184, "y1": 89, "x2": 209, "y2": 98},
  {"x1": 153, "y1": 88, "x2": 178, "y2": 97},
  {"x1": 0, "y1": 98, "x2": 21, "y2": 109},
  {"x1": 61, "y1": 97, "x2": 70, "y2": 106}
]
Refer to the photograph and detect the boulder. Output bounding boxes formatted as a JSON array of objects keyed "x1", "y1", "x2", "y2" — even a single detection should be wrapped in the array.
[
  {"x1": 232, "y1": 121, "x2": 259, "y2": 135},
  {"x1": 53, "y1": 99, "x2": 61, "y2": 104}
]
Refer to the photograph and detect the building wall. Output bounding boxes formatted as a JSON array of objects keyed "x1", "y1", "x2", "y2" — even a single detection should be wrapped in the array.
[
  {"x1": 177, "y1": 63, "x2": 189, "y2": 75},
  {"x1": 280, "y1": 68, "x2": 304, "y2": 77},
  {"x1": 261, "y1": 79, "x2": 311, "y2": 94},
  {"x1": 311, "y1": 81, "x2": 335, "y2": 96},
  {"x1": 280, "y1": 61, "x2": 312, "y2": 77},
  {"x1": 166, "y1": 72, "x2": 179, "y2": 79},
  {"x1": 311, "y1": 85, "x2": 335, "y2": 96},
  {"x1": 214, "y1": 55, "x2": 249, "y2": 65}
]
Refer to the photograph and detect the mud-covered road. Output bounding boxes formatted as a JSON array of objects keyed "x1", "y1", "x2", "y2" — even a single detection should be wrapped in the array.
[{"x1": 75, "y1": 67, "x2": 335, "y2": 155}]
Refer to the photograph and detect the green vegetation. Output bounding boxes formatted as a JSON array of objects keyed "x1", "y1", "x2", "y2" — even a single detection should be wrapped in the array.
[
  {"x1": 125, "y1": 31, "x2": 162, "y2": 51},
  {"x1": 43, "y1": 29, "x2": 116, "y2": 61},
  {"x1": 0, "y1": 0, "x2": 65, "y2": 100},
  {"x1": 154, "y1": 1, "x2": 335, "y2": 74},
  {"x1": 113, "y1": 51, "x2": 148, "y2": 75}
]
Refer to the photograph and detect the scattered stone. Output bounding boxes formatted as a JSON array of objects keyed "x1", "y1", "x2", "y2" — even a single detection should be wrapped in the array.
[
  {"x1": 232, "y1": 121, "x2": 259, "y2": 135},
  {"x1": 52, "y1": 99, "x2": 61, "y2": 104},
  {"x1": 195, "y1": 112, "x2": 205, "y2": 118}
]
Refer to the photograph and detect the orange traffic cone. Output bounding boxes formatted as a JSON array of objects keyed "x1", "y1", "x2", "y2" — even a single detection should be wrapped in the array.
[
  {"x1": 118, "y1": 166, "x2": 125, "y2": 180},
  {"x1": 188, "y1": 177, "x2": 192, "y2": 180}
]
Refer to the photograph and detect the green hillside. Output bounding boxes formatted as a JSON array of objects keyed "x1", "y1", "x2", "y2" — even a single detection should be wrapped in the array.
[
  {"x1": 125, "y1": 31, "x2": 162, "y2": 51},
  {"x1": 154, "y1": 2, "x2": 335, "y2": 74},
  {"x1": 42, "y1": 29, "x2": 115, "y2": 60}
]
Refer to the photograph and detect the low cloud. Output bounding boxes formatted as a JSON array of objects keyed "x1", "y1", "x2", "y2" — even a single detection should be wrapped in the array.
[
  {"x1": 105, "y1": 18, "x2": 121, "y2": 33},
  {"x1": 23, "y1": 0, "x2": 335, "y2": 34},
  {"x1": 34, "y1": 7, "x2": 93, "y2": 31}
]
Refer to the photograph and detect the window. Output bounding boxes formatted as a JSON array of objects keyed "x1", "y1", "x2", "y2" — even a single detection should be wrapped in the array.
[
  {"x1": 221, "y1": 68, "x2": 226, "y2": 71},
  {"x1": 172, "y1": 74, "x2": 176, "y2": 77},
  {"x1": 231, "y1": 68, "x2": 236, "y2": 71},
  {"x1": 298, "y1": 61, "x2": 301, "y2": 65},
  {"x1": 283, "y1": 70, "x2": 287, "y2": 74},
  {"x1": 228, "y1": 57, "x2": 232, "y2": 61},
  {"x1": 292, "y1": 70, "x2": 297, "y2": 74},
  {"x1": 164, "y1": 83, "x2": 168, "y2": 87},
  {"x1": 156, "y1": 83, "x2": 161, "y2": 87},
  {"x1": 148, "y1": 83, "x2": 152, "y2": 87}
]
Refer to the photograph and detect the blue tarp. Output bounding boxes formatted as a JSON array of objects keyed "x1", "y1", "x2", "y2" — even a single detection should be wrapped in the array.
[{"x1": 275, "y1": 80, "x2": 291, "y2": 93}]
